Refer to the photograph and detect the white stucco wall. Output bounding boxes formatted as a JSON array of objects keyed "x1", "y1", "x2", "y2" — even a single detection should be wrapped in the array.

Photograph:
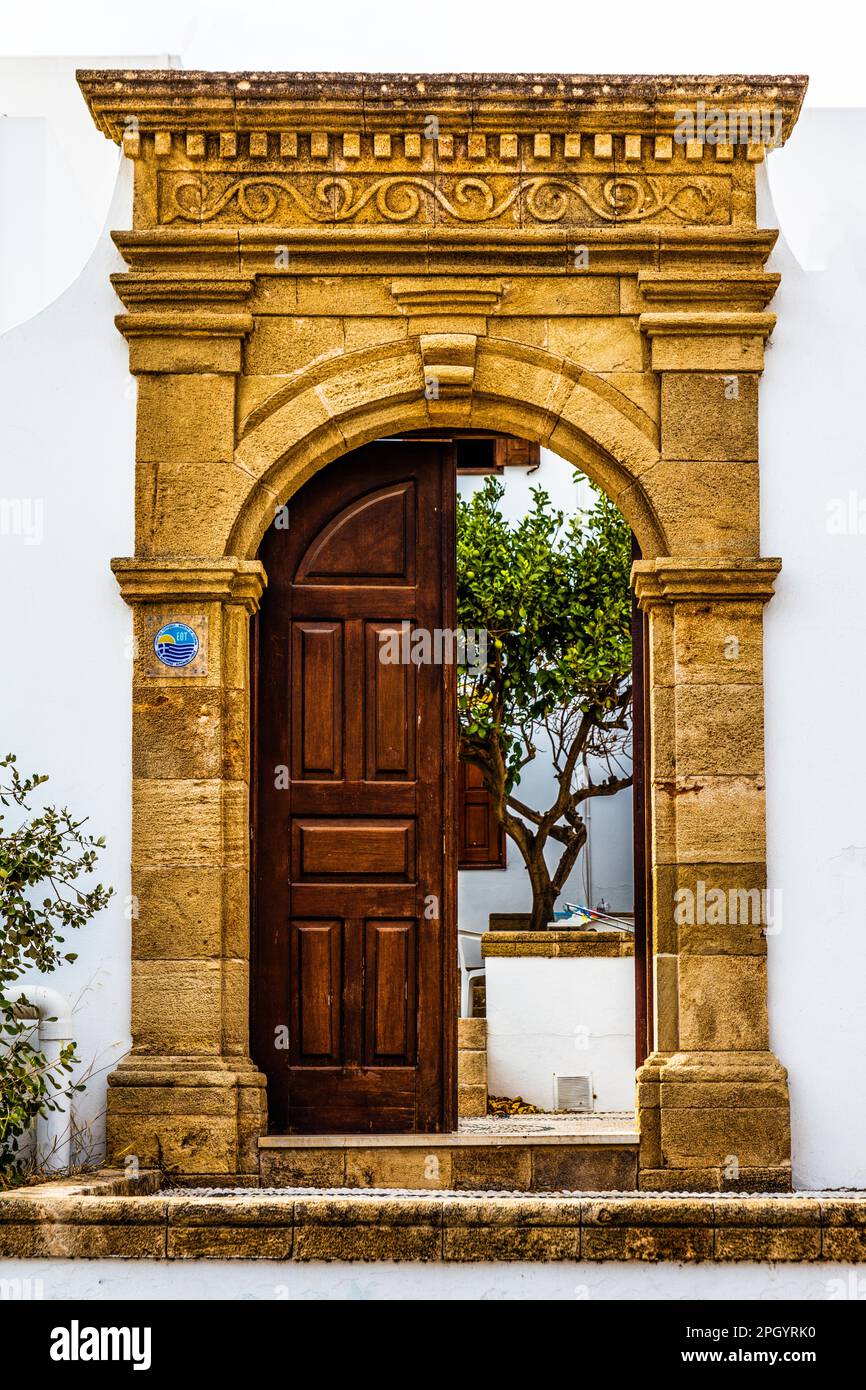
[
  {"x1": 0, "y1": 152, "x2": 136, "y2": 1161},
  {"x1": 758, "y1": 110, "x2": 866, "y2": 1190},
  {"x1": 0, "y1": 56, "x2": 176, "y2": 336},
  {"x1": 2, "y1": 74, "x2": 866, "y2": 1192},
  {"x1": 1, "y1": 1257, "x2": 858, "y2": 1301},
  {"x1": 485, "y1": 956, "x2": 635, "y2": 1110}
]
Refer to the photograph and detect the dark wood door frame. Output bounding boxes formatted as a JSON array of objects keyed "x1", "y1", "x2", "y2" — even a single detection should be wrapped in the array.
[{"x1": 631, "y1": 534, "x2": 653, "y2": 1067}]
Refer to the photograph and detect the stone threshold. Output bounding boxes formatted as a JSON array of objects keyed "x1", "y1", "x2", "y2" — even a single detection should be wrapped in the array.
[
  {"x1": 2, "y1": 1172, "x2": 865, "y2": 1262},
  {"x1": 258, "y1": 1132, "x2": 639, "y2": 1148},
  {"x1": 257, "y1": 1132, "x2": 640, "y2": 1191}
]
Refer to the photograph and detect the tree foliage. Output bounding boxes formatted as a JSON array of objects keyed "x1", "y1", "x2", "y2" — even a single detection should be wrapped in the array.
[
  {"x1": 0, "y1": 756, "x2": 113, "y2": 1178},
  {"x1": 457, "y1": 474, "x2": 633, "y2": 929}
]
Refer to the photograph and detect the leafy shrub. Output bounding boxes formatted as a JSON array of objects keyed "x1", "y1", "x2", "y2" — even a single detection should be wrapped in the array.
[{"x1": 0, "y1": 755, "x2": 113, "y2": 1179}]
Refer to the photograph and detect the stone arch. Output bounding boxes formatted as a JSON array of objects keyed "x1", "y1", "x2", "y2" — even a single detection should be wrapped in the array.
[{"x1": 229, "y1": 336, "x2": 667, "y2": 561}]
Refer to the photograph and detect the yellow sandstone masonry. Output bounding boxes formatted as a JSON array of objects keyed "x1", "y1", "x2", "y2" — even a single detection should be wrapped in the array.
[{"x1": 78, "y1": 70, "x2": 807, "y2": 1184}]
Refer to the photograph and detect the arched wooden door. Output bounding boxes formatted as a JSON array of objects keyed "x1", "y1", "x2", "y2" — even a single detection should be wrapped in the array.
[{"x1": 252, "y1": 440, "x2": 457, "y2": 1133}]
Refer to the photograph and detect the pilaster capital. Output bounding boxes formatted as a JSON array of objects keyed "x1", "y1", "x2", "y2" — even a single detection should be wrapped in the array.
[
  {"x1": 639, "y1": 310, "x2": 775, "y2": 371},
  {"x1": 632, "y1": 556, "x2": 781, "y2": 610},
  {"x1": 111, "y1": 557, "x2": 266, "y2": 611},
  {"x1": 111, "y1": 271, "x2": 255, "y2": 372}
]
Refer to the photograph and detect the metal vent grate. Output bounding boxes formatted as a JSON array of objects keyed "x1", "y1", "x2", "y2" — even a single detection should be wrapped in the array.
[{"x1": 554, "y1": 1074, "x2": 593, "y2": 1112}]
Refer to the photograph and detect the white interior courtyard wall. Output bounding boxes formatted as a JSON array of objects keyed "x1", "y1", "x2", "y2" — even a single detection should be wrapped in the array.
[{"x1": 485, "y1": 956, "x2": 635, "y2": 1111}]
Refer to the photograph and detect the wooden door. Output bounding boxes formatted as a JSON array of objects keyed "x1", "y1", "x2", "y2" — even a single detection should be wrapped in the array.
[
  {"x1": 457, "y1": 758, "x2": 506, "y2": 869},
  {"x1": 252, "y1": 440, "x2": 457, "y2": 1133}
]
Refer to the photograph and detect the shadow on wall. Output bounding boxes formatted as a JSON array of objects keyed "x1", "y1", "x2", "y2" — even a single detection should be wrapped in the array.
[{"x1": 0, "y1": 55, "x2": 177, "y2": 335}]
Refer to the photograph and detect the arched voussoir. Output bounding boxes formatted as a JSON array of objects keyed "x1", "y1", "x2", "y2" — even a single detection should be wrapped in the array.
[{"x1": 229, "y1": 336, "x2": 669, "y2": 562}]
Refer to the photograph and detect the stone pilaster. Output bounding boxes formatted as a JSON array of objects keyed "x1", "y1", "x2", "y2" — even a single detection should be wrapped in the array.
[
  {"x1": 106, "y1": 559, "x2": 267, "y2": 1175},
  {"x1": 633, "y1": 558, "x2": 791, "y2": 1191}
]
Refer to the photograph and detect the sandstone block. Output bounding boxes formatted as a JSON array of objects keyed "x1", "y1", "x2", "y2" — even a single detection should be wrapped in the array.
[
  {"x1": 674, "y1": 600, "x2": 764, "y2": 685},
  {"x1": 638, "y1": 460, "x2": 760, "y2": 556},
  {"x1": 259, "y1": 1148, "x2": 345, "y2": 1188},
  {"x1": 344, "y1": 1147, "x2": 453, "y2": 1190},
  {"x1": 457, "y1": 1049, "x2": 487, "y2": 1087},
  {"x1": 131, "y1": 959, "x2": 223, "y2": 1054},
  {"x1": 547, "y1": 315, "x2": 644, "y2": 372},
  {"x1": 661, "y1": 372, "x2": 758, "y2": 460},
  {"x1": 136, "y1": 375, "x2": 236, "y2": 465},
  {"x1": 531, "y1": 1145, "x2": 638, "y2": 1192},
  {"x1": 660, "y1": 1104, "x2": 790, "y2": 1170},
  {"x1": 451, "y1": 1147, "x2": 532, "y2": 1190},
  {"x1": 132, "y1": 687, "x2": 223, "y2": 779},
  {"x1": 675, "y1": 682, "x2": 765, "y2": 777},
  {"x1": 678, "y1": 954, "x2": 769, "y2": 1051},
  {"x1": 457, "y1": 1018, "x2": 487, "y2": 1049},
  {"x1": 132, "y1": 865, "x2": 224, "y2": 959},
  {"x1": 457, "y1": 1084, "x2": 487, "y2": 1118},
  {"x1": 133, "y1": 778, "x2": 223, "y2": 867},
  {"x1": 245, "y1": 315, "x2": 344, "y2": 375},
  {"x1": 674, "y1": 774, "x2": 766, "y2": 864}
]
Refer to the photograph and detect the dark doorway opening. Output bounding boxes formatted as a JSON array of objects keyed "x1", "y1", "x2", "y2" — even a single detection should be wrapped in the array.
[{"x1": 250, "y1": 431, "x2": 648, "y2": 1134}]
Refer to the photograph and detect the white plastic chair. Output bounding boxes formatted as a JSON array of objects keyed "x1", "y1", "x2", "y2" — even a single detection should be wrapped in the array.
[{"x1": 458, "y1": 930, "x2": 485, "y2": 1018}]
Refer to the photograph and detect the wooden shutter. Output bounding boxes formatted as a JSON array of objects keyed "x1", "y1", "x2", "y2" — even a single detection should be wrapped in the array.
[
  {"x1": 458, "y1": 759, "x2": 506, "y2": 868},
  {"x1": 454, "y1": 436, "x2": 541, "y2": 475}
]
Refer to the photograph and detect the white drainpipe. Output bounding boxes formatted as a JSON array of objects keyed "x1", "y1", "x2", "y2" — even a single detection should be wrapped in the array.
[{"x1": 3, "y1": 985, "x2": 74, "y2": 1172}]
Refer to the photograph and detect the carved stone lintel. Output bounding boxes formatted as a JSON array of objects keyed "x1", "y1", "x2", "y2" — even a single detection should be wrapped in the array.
[{"x1": 78, "y1": 70, "x2": 808, "y2": 235}]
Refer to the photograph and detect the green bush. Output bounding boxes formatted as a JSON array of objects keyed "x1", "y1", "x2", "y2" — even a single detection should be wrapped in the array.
[{"x1": 0, "y1": 755, "x2": 113, "y2": 1180}]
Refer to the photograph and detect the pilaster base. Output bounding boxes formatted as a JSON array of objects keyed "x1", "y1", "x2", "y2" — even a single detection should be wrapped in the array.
[
  {"x1": 106, "y1": 1055, "x2": 267, "y2": 1176},
  {"x1": 636, "y1": 1050, "x2": 791, "y2": 1191}
]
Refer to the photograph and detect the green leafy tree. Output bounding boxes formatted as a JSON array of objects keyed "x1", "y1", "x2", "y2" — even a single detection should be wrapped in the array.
[
  {"x1": 0, "y1": 755, "x2": 113, "y2": 1179},
  {"x1": 457, "y1": 475, "x2": 633, "y2": 931}
]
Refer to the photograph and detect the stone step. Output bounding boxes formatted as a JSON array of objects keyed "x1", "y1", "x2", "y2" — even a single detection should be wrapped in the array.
[
  {"x1": 4, "y1": 1172, "x2": 860, "y2": 1264},
  {"x1": 258, "y1": 1131, "x2": 639, "y2": 1192}
]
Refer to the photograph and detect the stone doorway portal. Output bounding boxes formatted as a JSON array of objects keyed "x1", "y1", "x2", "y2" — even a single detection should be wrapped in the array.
[{"x1": 79, "y1": 69, "x2": 805, "y2": 1189}]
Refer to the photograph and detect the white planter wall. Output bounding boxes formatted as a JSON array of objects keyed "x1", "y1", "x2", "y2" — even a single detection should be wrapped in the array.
[{"x1": 485, "y1": 956, "x2": 635, "y2": 1111}]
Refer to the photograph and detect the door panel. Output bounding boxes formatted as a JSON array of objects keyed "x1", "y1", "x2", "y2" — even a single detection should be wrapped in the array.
[
  {"x1": 296, "y1": 481, "x2": 415, "y2": 582},
  {"x1": 364, "y1": 623, "x2": 415, "y2": 779},
  {"x1": 292, "y1": 819, "x2": 416, "y2": 880},
  {"x1": 364, "y1": 919, "x2": 416, "y2": 1065},
  {"x1": 252, "y1": 440, "x2": 456, "y2": 1133},
  {"x1": 292, "y1": 623, "x2": 343, "y2": 779},
  {"x1": 291, "y1": 920, "x2": 342, "y2": 1064}
]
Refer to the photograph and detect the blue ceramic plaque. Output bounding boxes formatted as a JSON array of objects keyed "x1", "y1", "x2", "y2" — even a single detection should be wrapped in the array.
[{"x1": 153, "y1": 621, "x2": 200, "y2": 669}]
